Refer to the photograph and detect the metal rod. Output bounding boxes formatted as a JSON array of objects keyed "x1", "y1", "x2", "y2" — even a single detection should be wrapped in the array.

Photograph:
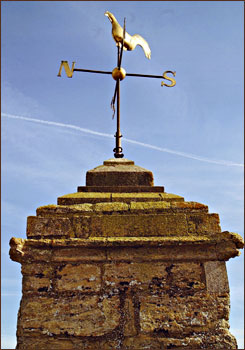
[
  {"x1": 73, "y1": 68, "x2": 112, "y2": 75},
  {"x1": 73, "y1": 68, "x2": 163, "y2": 79},
  {"x1": 117, "y1": 79, "x2": 121, "y2": 148},
  {"x1": 111, "y1": 81, "x2": 118, "y2": 118},
  {"x1": 117, "y1": 45, "x2": 120, "y2": 68},
  {"x1": 126, "y1": 73, "x2": 163, "y2": 78},
  {"x1": 118, "y1": 18, "x2": 126, "y2": 69},
  {"x1": 113, "y1": 46, "x2": 124, "y2": 158}
]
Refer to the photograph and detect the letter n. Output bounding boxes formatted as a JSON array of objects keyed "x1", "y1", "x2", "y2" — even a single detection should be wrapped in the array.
[{"x1": 57, "y1": 61, "x2": 75, "y2": 78}]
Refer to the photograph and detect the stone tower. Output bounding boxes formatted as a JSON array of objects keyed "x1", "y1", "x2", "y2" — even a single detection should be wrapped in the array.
[{"x1": 10, "y1": 158, "x2": 243, "y2": 349}]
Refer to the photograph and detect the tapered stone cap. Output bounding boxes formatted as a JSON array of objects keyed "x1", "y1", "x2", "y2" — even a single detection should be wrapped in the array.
[{"x1": 78, "y1": 158, "x2": 164, "y2": 192}]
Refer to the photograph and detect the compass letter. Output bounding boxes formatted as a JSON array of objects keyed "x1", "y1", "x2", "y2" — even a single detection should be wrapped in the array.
[
  {"x1": 161, "y1": 71, "x2": 176, "y2": 87},
  {"x1": 57, "y1": 61, "x2": 76, "y2": 78}
]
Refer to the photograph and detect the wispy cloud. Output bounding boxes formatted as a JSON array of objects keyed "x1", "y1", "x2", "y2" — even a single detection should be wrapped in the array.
[{"x1": 2, "y1": 113, "x2": 244, "y2": 167}]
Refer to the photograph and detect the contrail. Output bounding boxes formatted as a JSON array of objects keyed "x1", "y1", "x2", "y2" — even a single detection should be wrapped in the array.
[
  {"x1": 2, "y1": 113, "x2": 243, "y2": 167},
  {"x1": 2, "y1": 113, "x2": 113, "y2": 138}
]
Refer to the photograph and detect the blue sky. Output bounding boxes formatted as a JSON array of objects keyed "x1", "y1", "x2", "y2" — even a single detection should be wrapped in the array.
[{"x1": 1, "y1": 1, "x2": 244, "y2": 348}]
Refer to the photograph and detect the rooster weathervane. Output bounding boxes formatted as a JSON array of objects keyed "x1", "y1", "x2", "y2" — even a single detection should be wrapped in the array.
[{"x1": 58, "y1": 11, "x2": 176, "y2": 158}]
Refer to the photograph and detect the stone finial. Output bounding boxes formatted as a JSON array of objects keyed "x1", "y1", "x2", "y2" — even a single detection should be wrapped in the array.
[
  {"x1": 86, "y1": 158, "x2": 154, "y2": 186},
  {"x1": 77, "y1": 158, "x2": 164, "y2": 193}
]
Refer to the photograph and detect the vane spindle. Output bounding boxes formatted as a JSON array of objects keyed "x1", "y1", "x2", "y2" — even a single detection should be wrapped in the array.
[
  {"x1": 113, "y1": 20, "x2": 126, "y2": 159},
  {"x1": 113, "y1": 44, "x2": 124, "y2": 158}
]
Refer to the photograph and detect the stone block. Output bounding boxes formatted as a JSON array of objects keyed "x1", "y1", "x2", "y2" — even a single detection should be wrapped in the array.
[
  {"x1": 123, "y1": 331, "x2": 237, "y2": 350},
  {"x1": 86, "y1": 158, "x2": 154, "y2": 187},
  {"x1": 78, "y1": 185, "x2": 164, "y2": 193},
  {"x1": 139, "y1": 294, "x2": 230, "y2": 335},
  {"x1": 27, "y1": 215, "x2": 95, "y2": 239},
  {"x1": 71, "y1": 338, "x2": 120, "y2": 350},
  {"x1": 111, "y1": 193, "x2": 163, "y2": 203},
  {"x1": 106, "y1": 244, "x2": 219, "y2": 262},
  {"x1": 22, "y1": 275, "x2": 51, "y2": 293},
  {"x1": 103, "y1": 262, "x2": 168, "y2": 291},
  {"x1": 123, "y1": 335, "x2": 162, "y2": 349},
  {"x1": 18, "y1": 294, "x2": 120, "y2": 337},
  {"x1": 21, "y1": 262, "x2": 53, "y2": 277},
  {"x1": 52, "y1": 247, "x2": 106, "y2": 262},
  {"x1": 93, "y1": 202, "x2": 129, "y2": 212},
  {"x1": 55, "y1": 263, "x2": 101, "y2": 292},
  {"x1": 36, "y1": 203, "x2": 93, "y2": 216},
  {"x1": 57, "y1": 192, "x2": 112, "y2": 205},
  {"x1": 27, "y1": 216, "x2": 73, "y2": 238},
  {"x1": 169, "y1": 262, "x2": 206, "y2": 293},
  {"x1": 16, "y1": 337, "x2": 75, "y2": 350},
  {"x1": 170, "y1": 201, "x2": 209, "y2": 212},
  {"x1": 71, "y1": 215, "x2": 92, "y2": 238},
  {"x1": 160, "y1": 192, "x2": 184, "y2": 202},
  {"x1": 90, "y1": 213, "x2": 188, "y2": 237},
  {"x1": 122, "y1": 335, "x2": 203, "y2": 349},
  {"x1": 204, "y1": 261, "x2": 229, "y2": 294},
  {"x1": 187, "y1": 213, "x2": 221, "y2": 234},
  {"x1": 130, "y1": 201, "x2": 171, "y2": 213},
  {"x1": 23, "y1": 247, "x2": 53, "y2": 263},
  {"x1": 16, "y1": 336, "x2": 121, "y2": 350},
  {"x1": 200, "y1": 329, "x2": 238, "y2": 349}
]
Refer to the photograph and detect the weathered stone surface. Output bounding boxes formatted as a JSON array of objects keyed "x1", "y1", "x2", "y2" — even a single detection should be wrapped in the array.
[
  {"x1": 90, "y1": 213, "x2": 188, "y2": 237},
  {"x1": 78, "y1": 185, "x2": 164, "y2": 192},
  {"x1": 36, "y1": 203, "x2": 93, "y2": 216},
  {"x1": 17, "y1": 336, "x2": 120, "y2": 350},
  {"x1": 103, "y1": 262, "x2": 206, "y2": 297},
  {"x1": 17, "y1": 331, "x2": 237, "y2": 350},
  {"x1": 29, "y1": 210, "x2": 222, "y2": 239},
  {"x1": 123, "y1": 335, "x2": 204, "y2": 350},
  {"x1": 21, "y1": 262, "x2": 53, "y2": 276},
  {"x1": 18, "y1": 294, "x2": 120, "y2": 337},
  {"x1": 52, "y1": 247, "x2": 107, "y2": 262},
  {"x1": 22, "y1": 275, "x2": 51, "y2": 293},
  {"x1": 123, "y1": 335, "x2": 163, "y2": 349},
  {"x1": 139, "y1": 293, "x2": 230, "y2": 335},
  {"x1": 130, "y1": 200, "x2": 171, "y2": 212},
  {"x1": 10, "y1": 235, "x2": 243, "y2": 266},
  {"x1": 71, "y1": 215, "x2": 92, "y2": 238},
  {"x1": 57, "y1": 191, "x2": 184, "y2": 205},
  {"x1": 103, "y1": 262, "x2": 168, "y2": 290},
  {"x1": 106, "y1": 243, "x2": 218, "y2": 262},
  {"x1": 27, "y1": 216, "x2": 75, "y2": 238},
  {"x1": 58, "y1": 192, "x2": 112, "y2": 205},
  {"x1": 86, "y1": 158, "x2": 154, "y2": 187},
  {"x1": 124, "y1": 295, "x2": 137, "y2": 336},
  {"x1": 170, "y1": 201, "x2": 209, "y2": 211},
  {"x1": 204, "y1": 261, "x2": 229, "y2": 294},
  {"x1": 93, "y1": 202, "x2": 129, "y2": 212},
  {"x1": 167, "y1": 262, "x2": 206, "y2": 294},
  {"x1": 112, "y1": 192, "x2": 183, "y2": 203},
  {"x1": 16, "y1": 337, "x2": 75, "y2": 350},
  {"x1": 187, "y1": 213, "x2": 221, "y2": 234},
  {"x1": 55, "y1": 263, "x2": 101, "y2": 292}
]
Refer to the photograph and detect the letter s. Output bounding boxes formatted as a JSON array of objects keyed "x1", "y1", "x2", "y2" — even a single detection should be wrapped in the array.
[{"x1": 161, "y1": 71, "x2": 176, "y2": 87}]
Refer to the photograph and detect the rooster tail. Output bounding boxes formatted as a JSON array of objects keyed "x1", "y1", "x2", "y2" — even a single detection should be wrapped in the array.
[{"x1": 132, "y1": 34, "x2": 151, "y2": 59}]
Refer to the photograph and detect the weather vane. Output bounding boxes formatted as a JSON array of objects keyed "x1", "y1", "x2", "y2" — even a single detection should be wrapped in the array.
[{"x1": 58, "y1": 11, "x2": 176, "y2": 158}]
